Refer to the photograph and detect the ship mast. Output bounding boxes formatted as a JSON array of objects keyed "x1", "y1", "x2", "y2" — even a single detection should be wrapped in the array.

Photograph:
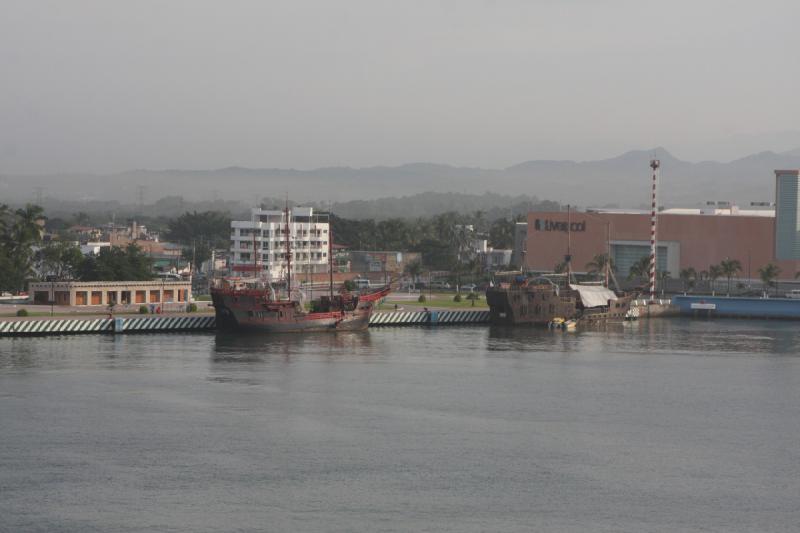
[
  {"x1": 285, "y1": 201, "x2": 291, "y2": 297},
  {"x1": 565, "y1": 204, "x2": 572, "y2": 285},
  {"x1": 252, "y1": 216, "x2": 258, "y2": 276},
  {"x1": 328, "y1": 211, "x2": 334, "y2": 302},
  {"x1": 605, "y1": 221, "x2": 610, "y2": 288}
]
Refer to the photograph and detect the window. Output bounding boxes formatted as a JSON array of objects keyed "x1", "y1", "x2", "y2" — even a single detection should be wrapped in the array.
[{"x1": 611, "y1": 244, "x2": 668, "y2": 278}]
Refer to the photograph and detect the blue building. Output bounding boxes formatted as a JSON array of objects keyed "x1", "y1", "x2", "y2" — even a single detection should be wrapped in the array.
[{"x1": 775, "y1": 169, "x2": 800, "y2": 260}]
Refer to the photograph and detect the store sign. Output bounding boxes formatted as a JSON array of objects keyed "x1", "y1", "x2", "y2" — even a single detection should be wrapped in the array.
[{"x1": 534, "y1": 219, "x2": 586, "y2": 232}]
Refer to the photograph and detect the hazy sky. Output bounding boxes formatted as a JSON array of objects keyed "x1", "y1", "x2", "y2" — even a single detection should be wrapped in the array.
[{"x1": 2, "y1": 0, "x2": 799, "y2": 174}]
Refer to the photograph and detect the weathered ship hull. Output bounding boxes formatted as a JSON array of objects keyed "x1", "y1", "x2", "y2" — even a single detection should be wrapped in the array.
[
  {"x1": 486, "y1": 286, "x2": 578, "y2": 326},
  {"x1": 486, "y1": 285, "x2": 633, "y2": 326},
  {"x1": 211, "y1": 288, "x2": 378, "y2": 333},
  {"x1": 216, "y1": 307, "x2": 371, "y2": 332}
]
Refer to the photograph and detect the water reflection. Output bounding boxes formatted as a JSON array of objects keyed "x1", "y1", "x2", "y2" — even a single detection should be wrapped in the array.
[
  {"x1": 485, "y1": 318, "x2": 800, "y2": 357},
  {"x1": 212, "y1": 330, "x2": 374, "y2": 362}
]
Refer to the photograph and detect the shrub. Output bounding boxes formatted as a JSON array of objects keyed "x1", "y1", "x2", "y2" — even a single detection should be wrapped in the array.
[
  {"x1": 139, "y1": 305, "x2": 149, "y2": 314},
  {"x1": 417, "y1": 294, "x2": 427, "y2": 303},
  {"x1": 187, "y1": 303, "x2": 198, "y2": 313},
  {"x1": 453, "y1": 293, "x2": 462, "y2": 302},
  {"x1": 16, "y1": 308, "x2": 28, "y2": 317}
]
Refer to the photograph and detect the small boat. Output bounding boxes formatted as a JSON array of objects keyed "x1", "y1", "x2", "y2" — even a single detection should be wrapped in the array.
[{"x1": 548, "y1": 317, "x2": 577, "y2": 331}]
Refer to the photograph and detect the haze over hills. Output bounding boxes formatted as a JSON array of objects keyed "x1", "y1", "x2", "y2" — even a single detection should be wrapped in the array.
[{"x1": 2, "y1": 147, "x2": 799, "y2": 211}]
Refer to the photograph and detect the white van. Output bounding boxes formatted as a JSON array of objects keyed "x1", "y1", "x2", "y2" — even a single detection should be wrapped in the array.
[
  {"x1": 354, "y1": 279, "x2": 371, "y2": 290},
  {"x1": 785, "y1": 290, "x2": 800, "y2": 299}
]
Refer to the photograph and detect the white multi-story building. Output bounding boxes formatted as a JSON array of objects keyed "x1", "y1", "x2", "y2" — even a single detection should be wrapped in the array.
[{"x1": 229, "y1": 207, "x2": 330, "y2": 279}]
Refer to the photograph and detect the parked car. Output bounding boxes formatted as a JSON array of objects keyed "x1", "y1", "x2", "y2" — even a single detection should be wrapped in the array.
[
  {"x1": 461, "y1": 283, "x2": 477, "y2": 292},
  {"x1": 785, "y1": 290, "x2": 800, "y2": 299}
]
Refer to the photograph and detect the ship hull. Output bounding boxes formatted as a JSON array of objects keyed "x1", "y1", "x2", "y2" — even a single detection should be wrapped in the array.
[
  {"x1": 211, "y1": 289, "x2": 374, "y2": 333},
  {"x1": 486, "y1": 286, "x2": 577, "y2": 326},
  {"x1": 486, "y1": 285, "x2": 633, "y2": 326}
]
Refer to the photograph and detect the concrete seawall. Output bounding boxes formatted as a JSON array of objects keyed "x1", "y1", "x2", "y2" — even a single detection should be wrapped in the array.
[
  {"x1": 0, "y1": 315, "x2": 216, "y2": 336},
  {"x1": 0, "y1": 310, "x2": 490, "y2": 337},
  {"x1": 370, "y1": 310, "x2": 489, "y2": 326}
]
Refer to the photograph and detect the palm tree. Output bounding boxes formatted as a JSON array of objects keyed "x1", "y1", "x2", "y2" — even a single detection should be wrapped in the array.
[
  {"x1": 0, "y1": 204, "x2": 9, "y2": 237},
  {"x1": 0, "y1": 204, "x2": 45, "y2": 293},
  {"x1": 708, "y1": 264, "x2": 723, "y2": 296},
  {"x1": 719, "y1": 258, "x2": 742, "y2": 296},
  {"x1": 585, "y1": 253, "x2": 614, "y2": 279},
  {"x1": 679, "y1": 267, "x2": 697, "y2": 293},
  {"x1": 658, "y1": 270, "x2": 671, "y2": 296},
  {"x1": 404, "y1": 260, "x2": 422, "y2": 288},
  {"x1": 10, "y1": 204, "x2": 45, "y2": 248},
  {"x1": 758, "y1": 263, "x2": 781, "y2": 297},
  {"x1": 627, "y1": 255, "x2": 651, "y2": 280}
]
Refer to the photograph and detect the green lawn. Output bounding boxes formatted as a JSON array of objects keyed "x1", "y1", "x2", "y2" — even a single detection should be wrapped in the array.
[{"x1": 379, "y1": 293, "x2": 488, "y2": 310}]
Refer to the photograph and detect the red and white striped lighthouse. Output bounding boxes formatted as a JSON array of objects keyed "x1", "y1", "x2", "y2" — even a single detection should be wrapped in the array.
[{"x1": 649, "y1": 159, "x2": 660, "y2": 301}]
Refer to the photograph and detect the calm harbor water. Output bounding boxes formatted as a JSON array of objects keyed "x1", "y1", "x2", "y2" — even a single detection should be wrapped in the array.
[{"x1": 2, "y1": 319, "x2": 800, "y2": 532}]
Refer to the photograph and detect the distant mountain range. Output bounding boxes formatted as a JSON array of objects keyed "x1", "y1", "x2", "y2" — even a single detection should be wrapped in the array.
[{"x1": 3, "y1": 147, "x2": 799, "y2": 210}]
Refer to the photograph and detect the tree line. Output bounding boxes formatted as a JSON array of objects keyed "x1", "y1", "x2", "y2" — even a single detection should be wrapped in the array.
[
  {"x1": 0, "y1": 204, "x2": 156, "y2": 294},
  {"x1": 1, "y1": 205, "x2": 526, "y2": 293},
  {"x1": 580, "y1": 253, "x2": 796, "y2": 296}
]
